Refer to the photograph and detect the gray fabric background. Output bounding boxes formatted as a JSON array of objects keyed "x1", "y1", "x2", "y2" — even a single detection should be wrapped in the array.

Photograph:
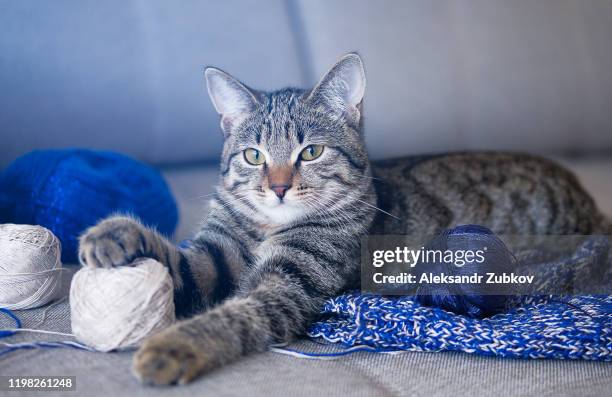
[{"x1": 3, "y1": 0, "x2": 612, "y2": 167}]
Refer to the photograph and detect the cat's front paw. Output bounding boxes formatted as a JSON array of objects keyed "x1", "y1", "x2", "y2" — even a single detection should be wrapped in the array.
[
  {"x1": 133, "y1": 332, "x2": 206, "y2": 386},
  {"x1": 78, "y1": 216, "x2": 148, "y2": 268}
]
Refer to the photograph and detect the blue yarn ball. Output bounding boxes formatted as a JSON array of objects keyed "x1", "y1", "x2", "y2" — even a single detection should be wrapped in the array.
[
  {"x1": 416, "y1": 224, "x2": 516, "y2": 318},
  {"x1": 0, "y1": 149, "x2": 178, "y2": 263}
]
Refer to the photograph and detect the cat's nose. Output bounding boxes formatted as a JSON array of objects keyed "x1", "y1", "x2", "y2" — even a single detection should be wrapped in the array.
[{"x1": 271, "y1": 184, "x2": 291, "y2": 199}]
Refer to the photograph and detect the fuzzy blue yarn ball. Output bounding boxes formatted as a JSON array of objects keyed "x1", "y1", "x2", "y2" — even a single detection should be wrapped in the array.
[{"x1": 0, "y1": 149, "x2": 178, "y2": 263}]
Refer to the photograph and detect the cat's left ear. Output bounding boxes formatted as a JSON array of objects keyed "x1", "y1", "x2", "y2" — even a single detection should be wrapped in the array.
[
  {"x1": 307, "y1": 53, "x2": 366, "y2": 123},
  {"x1": 205, "y1": 67, "x2": 260, "y2": 135}
]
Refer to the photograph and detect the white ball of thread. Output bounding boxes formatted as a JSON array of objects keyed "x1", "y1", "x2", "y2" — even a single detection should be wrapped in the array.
[
  {"x1": 0, "y1": 224, "x2": 62, "y2": 310},
  {"x1": 70, "y1": 258, "x2": 175, "y2": 352}
]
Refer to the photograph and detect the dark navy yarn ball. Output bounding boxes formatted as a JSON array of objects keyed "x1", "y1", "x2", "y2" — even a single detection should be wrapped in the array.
[
  {"x1": 0, "y1": 149, "x2": 178, "y2": 263},
  {"x1": 416, "y1": 224, "x2": 516, "y2": 318}
]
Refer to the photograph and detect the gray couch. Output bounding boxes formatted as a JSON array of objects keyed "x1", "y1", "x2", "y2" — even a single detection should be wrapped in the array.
[
  {"x1": 1, "y1": 158, "x2": 611, "y2": 397},
  {"x1": 3, "y1": 1, "x2": 612, "y2": 167},
  {"x1": 2, "y1": 1, "x2": 612, "y2": 395}
]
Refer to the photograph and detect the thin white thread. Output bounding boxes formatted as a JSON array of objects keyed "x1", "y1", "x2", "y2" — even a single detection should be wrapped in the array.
[
  {"x1": 3, "y1": 328, "x2": 75, "y2": 337},
  {"x1": 31, "y1": 296, "x2": 68, "y2": 328},
  {"x1": 269, "y1": 345, "x2": 411, "y2": 360}
]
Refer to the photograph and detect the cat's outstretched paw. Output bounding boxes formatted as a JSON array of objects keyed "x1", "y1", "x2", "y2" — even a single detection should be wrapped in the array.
[
  {"x1": 78, "y1": 216, "x2": 148, "y2": 268},
  {"x1": 133, "y1": 333, "x2": 206, "y2": 386}
]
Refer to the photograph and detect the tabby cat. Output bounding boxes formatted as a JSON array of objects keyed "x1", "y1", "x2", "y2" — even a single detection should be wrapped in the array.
[{"x1": 78, "y1": 53, "x2": 611, "y2": 385}]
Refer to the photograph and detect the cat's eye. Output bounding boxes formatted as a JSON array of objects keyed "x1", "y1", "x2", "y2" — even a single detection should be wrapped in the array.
[
  {"x1": 300, "y1": 145, "x2": 324, "y2": 161},
  {"x1": 244, "y1": 148, "x2": 266, "y2": 165}
]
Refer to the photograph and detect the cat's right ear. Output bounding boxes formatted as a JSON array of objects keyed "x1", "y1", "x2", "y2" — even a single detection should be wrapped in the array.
[{"x1": 204, "y1": 67, "x2": 260, "y2": 135}]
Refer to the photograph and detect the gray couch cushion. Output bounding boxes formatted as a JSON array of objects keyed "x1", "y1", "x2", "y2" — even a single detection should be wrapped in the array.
[
  {"x1": 0, "y1": 0, "x2": 304, "y2": 168},
  {"x1": 4, "y1": 1, "x2": 612, "y2": 168},
  {"x1": 299, "y1": 0, "x2": 612, "y2": 159},
  {"x1": 1, "y1": 267, "x2": 610, "y2": 397}
]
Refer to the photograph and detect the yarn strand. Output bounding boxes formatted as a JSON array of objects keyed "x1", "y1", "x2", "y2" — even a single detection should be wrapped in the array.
[{"x1": 0, "y1": 307, "x2": 94, "y2": 357}]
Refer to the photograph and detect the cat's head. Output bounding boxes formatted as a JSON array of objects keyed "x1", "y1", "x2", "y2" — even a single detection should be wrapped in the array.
[{"x1": 205, "y1": 53, "x2": 371, "y2": 225}]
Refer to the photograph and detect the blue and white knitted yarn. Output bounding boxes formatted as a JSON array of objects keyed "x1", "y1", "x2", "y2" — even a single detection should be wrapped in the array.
[
  {"x1": 308, "y1": 294, "x2": 611, "y2": 360},
  {"x1": 306, "y1": 232, "x2": 612, "y2": 361}
]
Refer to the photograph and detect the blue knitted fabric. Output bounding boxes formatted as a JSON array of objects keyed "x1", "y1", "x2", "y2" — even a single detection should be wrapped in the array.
[
  {"x1": 0, "y1": 149, "x2": 178, "y2": 262},
  {"x1": 308, "y1": 294, "x2": 611, "y2": 360},
  {"x1": 309, "y1": 235, "x2": 612, "y2": 360}
]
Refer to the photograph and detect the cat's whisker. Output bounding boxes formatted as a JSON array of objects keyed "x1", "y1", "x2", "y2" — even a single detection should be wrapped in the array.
[
  {"x1": 311, "y1": 190, "x2": 391, "y2": 229},
  {"x1": 303, "y1": 194, "x2": 361, "y2": 233},
  {"x1": 346, "y1": 171, "x2": 384, "y2": 181},
  {"x1": 301, "y1": 198, "x2": 352, "y2": 235},
  {"x1": 213, "y1": 194, "x2": 257, "y2": 219},
  {"x1": 354, "y1": 198, "x2": 402, "y2": 220},
  {"x1": 186, "y1": 192, "x2": 219, "y2": 201},
  {"x1": 316, "y1": 188, "x2": 395, "y2": 223}
]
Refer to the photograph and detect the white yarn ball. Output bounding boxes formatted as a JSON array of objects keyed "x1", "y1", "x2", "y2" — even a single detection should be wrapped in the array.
[
  {"x1": 70, "y1": 258, "x2": 175, "y2": 352},
  {"x1": 0, "y1": 224, "x2": 62, "y2": 310}
]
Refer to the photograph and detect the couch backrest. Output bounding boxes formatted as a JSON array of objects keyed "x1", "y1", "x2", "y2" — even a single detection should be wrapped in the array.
[{"x1": 2, "y1": 0, "x2": 612, "y2": 168}]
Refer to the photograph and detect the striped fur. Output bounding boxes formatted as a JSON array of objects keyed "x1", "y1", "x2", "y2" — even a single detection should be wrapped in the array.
[{"x1": 78, "y1": 53, "x2": 611, "y2": 385}]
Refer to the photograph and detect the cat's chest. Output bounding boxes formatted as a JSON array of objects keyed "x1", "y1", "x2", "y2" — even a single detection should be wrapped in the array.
[
  {"x1": 259, "y1": 223, "x2": 290, "y2": 243},
  {"x1": 251, "y1": 222, "x2": 301, "y2": 251}
]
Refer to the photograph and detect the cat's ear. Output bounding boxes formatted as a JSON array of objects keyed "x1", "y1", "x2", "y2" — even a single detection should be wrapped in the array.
[
  {"x1": 205, "y1": 67, "x2": 260, "y2": 135},
  {"x1": 307, "y1": 53, "x2": 366, "y2": 122}
]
